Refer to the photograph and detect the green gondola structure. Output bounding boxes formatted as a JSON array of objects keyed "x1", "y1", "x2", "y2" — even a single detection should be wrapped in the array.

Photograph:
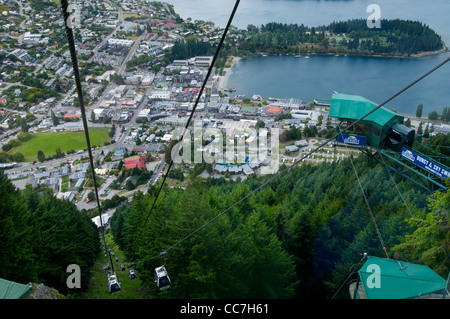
[
  {"x1": 349, "y1": 255, "x2": 449, "y2": 299},
  {"x1": 329, "y1": 93, "x2": 449, "y2": 299},
  {"x1": 329, "y1": 93, "x2": 449, "y2": 193}
]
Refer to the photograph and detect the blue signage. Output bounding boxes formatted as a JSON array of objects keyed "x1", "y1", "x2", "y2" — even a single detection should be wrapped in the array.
[
  {"x1": 337, "y1": 134, "x2": 367, "y2": 146},
  {"x1": 401, "y1": 147, "x2": 450, "y2": 179}
]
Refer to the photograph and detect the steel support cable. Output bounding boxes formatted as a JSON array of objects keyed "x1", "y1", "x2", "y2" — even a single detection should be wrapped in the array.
[
  {"x1": 137, "y1": 0, "x2": 241, "y2": 240},
  {"x1": 331, "y1": 255, "x2": 367, "y2": 299},
  {"x1": 417, "y1": 252, "x2": 450, "y2": 298},
  {"x1": 60, "y1": 0, "x2": 115, "y2": 273},
  {"x1": 376, "y1": 151, "x2": 418, "y2": 226},
  {"x1": 135, "y1": 56, "x2": 450, "y2": 266},
  {"x1": 337, "y1": 128, "x2": 389, "y2": 259}
]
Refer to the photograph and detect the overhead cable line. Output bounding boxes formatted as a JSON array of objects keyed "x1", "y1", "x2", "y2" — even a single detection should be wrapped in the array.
[
  {"x1": 337, "y1": 128, "x2": 389, "y2": 259},
  {"x1": 418, "y1": 252, "x2": 450, "y2": 298},
  {"x1": 137, "y1": 0, "x2": 241, "y2": 239},
  {"x1": 134, "y1": 53, "x2": 450, "y2": 266},
  {"x1": 331, "y1": 254, "x2": 368, "y2": 299},
  {"x1": 376, "y1": 151, "x2": 417, "y2": 226},
  {"x1": 60, "y1": 0, "x2": 114, "y2": 273}
]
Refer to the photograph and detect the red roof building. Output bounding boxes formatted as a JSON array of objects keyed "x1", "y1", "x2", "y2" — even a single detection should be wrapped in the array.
[
  {"x1": 123, "y1": 155, "x2": 147, "y2": 170},
  {"x1": 267, "y1": 107, "x2": 282, "y2": 115},
  {"x1": 64, "y1": 114, "x2": 81, "y2": 121},
  {"x1": 133, "y1": 145, "x2": 147, "y2": 153}
]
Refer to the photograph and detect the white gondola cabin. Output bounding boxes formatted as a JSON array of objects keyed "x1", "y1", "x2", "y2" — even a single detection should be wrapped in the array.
[
  {"x1": 154, "y1": 265, "x2": 171, "y2": 290},
  {"x1": 108, "y1": 272, "x2": 121, "y2": 293}
]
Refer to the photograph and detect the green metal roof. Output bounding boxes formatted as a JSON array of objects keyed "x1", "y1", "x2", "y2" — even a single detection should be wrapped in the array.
[
  {"x1": 240, "y1": 106, "x2": 258, "y2": 113},
  {"x1": 329, "y1": 93, "x2": 403, "y2": 127},
  {"x1": 357, "y1": 256, "x2": 447, "y2": 299},
  {"x1": 0, "y1": 278, "x2": 31, "y2": 299}
]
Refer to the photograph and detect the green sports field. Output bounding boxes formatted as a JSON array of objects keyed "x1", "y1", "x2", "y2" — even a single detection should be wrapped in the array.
[{"x1": 7, "y1": 127, "x2": 111, "y2": 162}]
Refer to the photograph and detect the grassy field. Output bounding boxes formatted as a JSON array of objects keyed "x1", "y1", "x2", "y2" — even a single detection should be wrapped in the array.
[
  {"x1": 74, "y1": 232, "x2": 154, "y2": 299},
  {"x1": 123, "y1": 13, "x2": 140, "y2": 19},
  {"x1": 8, "y1": 127, "x2": 111, "y2": 162}
]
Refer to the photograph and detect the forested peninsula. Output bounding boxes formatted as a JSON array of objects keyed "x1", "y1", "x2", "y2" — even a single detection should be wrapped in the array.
[{"x1": 238, "y1": 19, "x2": 446, "y2": 57}]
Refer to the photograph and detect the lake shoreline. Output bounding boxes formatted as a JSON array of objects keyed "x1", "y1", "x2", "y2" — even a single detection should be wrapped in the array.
[
  {"x1": 217, "y1": 43, "x2": 448, "y2": 92},
  {"x1": 252, "y1": 44, "x2": 448, "y2": 60},
  {"x1": 217, "y1": 45, "x2": 449, "y2": 92},
  {"x1": 217, "y1": 56, "x2": 241, "y2": 91}
]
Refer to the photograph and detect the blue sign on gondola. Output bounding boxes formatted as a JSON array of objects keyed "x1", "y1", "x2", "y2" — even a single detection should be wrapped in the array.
[
  {"x1": 401, "y1": 147, "x2": 450, "y2": 178},
  {"x1": 337, "y1": 134, "x2": 367, "y2": 146}
]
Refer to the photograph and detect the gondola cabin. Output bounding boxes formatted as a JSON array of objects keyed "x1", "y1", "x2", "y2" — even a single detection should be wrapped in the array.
[
  {"x1": 155, "y1": 265, "x2": 171, "y2": 290},
  {"x1": 108, "y1": 273, "x2": 121, "y2": 293},
  {"x1": 329, "y1": 93, "x2": 415, "y2": 152}
]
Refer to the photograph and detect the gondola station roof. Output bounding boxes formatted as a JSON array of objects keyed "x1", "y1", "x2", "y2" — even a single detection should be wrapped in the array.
[
  {"x1": 329, "y1": 93, "x2": 404, "y2": 127},
  {"x1": 0, "y1": 278, "x2": 31, "y2": 299},
  {"x1": 350, "y1": 256, "x2": 449, "y2": 299}
]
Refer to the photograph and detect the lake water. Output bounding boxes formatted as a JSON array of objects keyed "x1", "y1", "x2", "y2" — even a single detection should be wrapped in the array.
[{"x1": 164, "y1": 0, "x2": 450, "y2": 115}]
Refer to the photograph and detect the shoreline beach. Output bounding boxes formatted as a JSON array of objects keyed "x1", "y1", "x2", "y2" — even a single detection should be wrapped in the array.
[{"x1": 216, "y1": 56, "x2": 241, "y2": 91}]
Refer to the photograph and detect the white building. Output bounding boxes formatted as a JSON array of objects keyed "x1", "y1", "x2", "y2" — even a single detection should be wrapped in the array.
[
  {"x1": 290, "y1": 110, "x2": 320, "y2": 121},
  {"x1": 107, "y1": 38, "x2": 134, "y2": 47}
]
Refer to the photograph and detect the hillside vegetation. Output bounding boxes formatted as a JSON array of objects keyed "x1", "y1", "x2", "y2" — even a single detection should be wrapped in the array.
[
  {"x1": 0, "y1": 171, "x2": 100, "y2": 295},
  {"x1": 111, "y1": 151, "x2": 448, "y2": 298},
  {"x1": 1, "y1": 136, "x2": 448, "y2": 299}
]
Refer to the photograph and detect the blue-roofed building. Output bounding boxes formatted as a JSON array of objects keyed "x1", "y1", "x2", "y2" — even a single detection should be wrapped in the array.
[
  {"x1": 74, "y1": 178, "x2": 85, "y2": 188},
  {"x1": 77, "y1": 162, "x2": 90, "y2": 172},
  {"x1": 35, "y1": 171, "x2": 51, "y2": 179},
  {"x1": 59, "y1": 165, "x2": 69, "y2": 176},
  {"x1": 114, "y1": 147, "x2": 127, "y2": 156}
]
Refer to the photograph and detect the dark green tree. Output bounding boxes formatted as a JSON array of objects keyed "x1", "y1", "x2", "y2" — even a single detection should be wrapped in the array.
[
  {"x1": 423, "y1": 124, "x2": 430, "y2": 138},
  {"x1": 37, "y1": 150, "x2": 45, "y2": 162},
  {"x1": 19, "y1": 117, "x2": 28, "y2": 133},
  {"x1": 416, "y1": 104, "x2": 423, "y2": 118},
  {"x1": 87, "y1": 192, "x2": 95, "y2": 200},
  {"x1": 255, "y1": 119, "x2": 265, "y2": 129},
  {"x1": 428, "y1": 110, "x2": 439, "y2": 121},
  {"x1": 392, "y1": 183, "x2": 450, "y2": 277},
  {"x1": 51, "y1": 110, "x2": 59, "y2": 126}
]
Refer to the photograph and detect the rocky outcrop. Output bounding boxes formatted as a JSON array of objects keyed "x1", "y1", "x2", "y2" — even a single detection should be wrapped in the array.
[{"x1": 28, "y1": 283, "x2": 65, "y2": 299}]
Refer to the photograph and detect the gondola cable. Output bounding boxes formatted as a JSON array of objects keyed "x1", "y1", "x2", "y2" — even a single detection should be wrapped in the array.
[
  {"x1": 331, "y1": 253, "x2": 368, "y2": 299},
  {"x1": 337, "y1": 128, "x2": 390, "y2": 259},
  {"x1": 59, "y1": 0, "x2": 116, "y2": 287},
  {"x1": 376, "y1": 151, "x2": 418, "y2": 226}
]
